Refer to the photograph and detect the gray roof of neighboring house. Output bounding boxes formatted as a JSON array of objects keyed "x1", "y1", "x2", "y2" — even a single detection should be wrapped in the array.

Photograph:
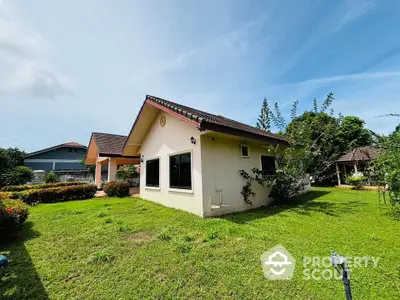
[
  {"x1": 26, "y1": 142, "x2": 87, "y2": 157},
  {"x1": 336, "y1": 146, "x2": 380, "y2": 162}
]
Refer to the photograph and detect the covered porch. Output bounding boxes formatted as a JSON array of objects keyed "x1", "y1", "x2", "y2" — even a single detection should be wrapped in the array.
[{"x1": 84, "y1": 132, "x2": 140, "y2": 188}]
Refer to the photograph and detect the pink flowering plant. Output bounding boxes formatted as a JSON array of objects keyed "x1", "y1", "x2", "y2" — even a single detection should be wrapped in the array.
[{"x1": 0, "y1": 199, "x2": 29, "y2": 238}]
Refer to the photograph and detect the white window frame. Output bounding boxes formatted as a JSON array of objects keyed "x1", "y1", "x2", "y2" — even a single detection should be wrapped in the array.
[
  {"x1": 145, "y1": 156, "x2": 161, "y2": 191},
  {"x1": 240, "y1": 144, "x2": 250, "y2": 158},
  {"x1": 168, "y1": 149, "x2": 194, "y2": 194}
]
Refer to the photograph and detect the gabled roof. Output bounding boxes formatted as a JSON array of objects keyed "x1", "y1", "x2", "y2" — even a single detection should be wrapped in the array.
[
  {"x1": 26, "y1": 142, "x2": 87, "y2": 157},
  {"x1": 123, "y1": 95, "x2": 288, "y2": 152},
  {"x1": 336, "y1": 146, "x2": 380, "y2": 162},
  {"x1": 91, "y1": 132, "x2": 128, "y2": 156},
  {"x1": 146, "y1": 95, "x2": 288, "y2": 142}
]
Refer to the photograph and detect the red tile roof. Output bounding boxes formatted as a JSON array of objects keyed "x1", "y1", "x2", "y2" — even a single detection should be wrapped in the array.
[
  {"x1": 63, "y1": 142, "x2": 86, "y2": 147},
  {"x1": 146, "y1": 95, "x2": 288, "y2": 143},
  {"x1": 92, "y1": 132, "x2": 128, "y2": 156},
  {"x1": 336, "y1": 146, "x2": 380, "y2": 162}
]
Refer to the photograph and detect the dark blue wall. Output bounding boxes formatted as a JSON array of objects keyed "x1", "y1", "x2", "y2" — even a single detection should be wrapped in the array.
[{"x1": 24, "y1": 146, "x2": 87, "y2": 172}]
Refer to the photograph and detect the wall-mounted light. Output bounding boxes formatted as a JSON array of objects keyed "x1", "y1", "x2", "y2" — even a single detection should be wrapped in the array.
[
  {"x1": 190, "y1": 136, "x2": 196, "y2": 145},
  {"x1": 140, "y1": 155, "x2": 144, "y2": 163}
]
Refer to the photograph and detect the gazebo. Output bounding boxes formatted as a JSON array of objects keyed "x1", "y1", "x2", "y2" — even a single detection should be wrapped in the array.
[
  {"x1": 335, "y1": 146, "x2": 380, "y2": 186},
  {"x1": 84, "y1": 132, "x2": 140, "y2": 188}
]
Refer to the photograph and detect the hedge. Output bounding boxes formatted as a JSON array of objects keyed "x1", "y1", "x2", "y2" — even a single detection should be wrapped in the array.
[
  {"x1": 0, "y1": 181, "x2": 86, "y2": 192},
  {"x1": 103, "y1": 181, "x2": 130, "y2": 197},
  {"x1": 0, "y1": 199, "x2": 30, "y2": 239},
  {"x1": 1, "y1": 184, "x2": 97, "y2": 204}
]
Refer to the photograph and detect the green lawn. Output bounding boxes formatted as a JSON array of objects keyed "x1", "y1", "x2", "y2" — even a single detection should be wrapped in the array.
[{"x1": 1, "y1": 188, "x2": 399, "y2": 299}]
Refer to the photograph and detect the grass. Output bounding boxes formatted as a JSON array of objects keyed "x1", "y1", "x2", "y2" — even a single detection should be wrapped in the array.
[{"x1": 1, "y1": 188, "x2": 399, "y2": 299}]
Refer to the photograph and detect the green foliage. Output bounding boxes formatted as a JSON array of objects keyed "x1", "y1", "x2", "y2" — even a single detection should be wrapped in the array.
[
  {"x1": 0, "y1": 147, "x2": 28, "y2": 186},
  {"x1": 103, "y1": 181, "x2": 130, "y2": 197},
  {"x1": 116, "y1": 165, "x2": 139, "y2": 182},
  {"x1": 256, "y1": 98, "x2": 271, "y2": 131},
  {"x1": 240, "y1": 146, "x2": 310, "y2": 204},
  {"x1": 0, "y1": 199, "x2": 30, "y2": 239},
  {"x1": 374, "y1": 131, "x2": 400, "y2": 215},
  {"x1": 45, "y1": 172, "x2": 58, "y2": 183},
  {"x1": 0, "y1": 181, "x2": 86, "y2": 192},
  {"x1": 1, "y1": 184, "x2": 97, "y2": 204},
  {"x1": 345, "y1": 176, "x2": 368, "y2": 189},
  {"x1": 3, "y1": 166, "x2": 33, "y2": 186},
  {"x1": 337, "y1": 116, "x2": 373, "y2": 152}
]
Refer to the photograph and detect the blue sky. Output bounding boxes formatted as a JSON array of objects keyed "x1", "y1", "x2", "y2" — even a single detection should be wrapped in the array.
[{"x1": 1, "y1": 0, "x2": 400, "y2": 152}]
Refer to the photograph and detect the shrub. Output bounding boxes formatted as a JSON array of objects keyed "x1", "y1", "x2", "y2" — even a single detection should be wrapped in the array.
[
  {"x1": 0, "y1": 199, "x2": 30, "y2": 239},
  {"x1": 345, "y1": 176, "x2": 368, "y2": 189},
  {"x1": 45, "y1": 172, "x2": 58, "y2": 183},
  {"x1": 103, "y1": 181, "x2": 130, "y2": 197},
  {"x1": 117, "y1": 165, "x2": 139, "y2": 182},
  {"x1": 2, "y1": 166, "x2": 34, "y2": 186},
  {"x1": 0, "y1": 181, "x2": 86, "y2": 192},
  {"x1": 4, "y1": 184, "x2": 97, "y2": 204}
]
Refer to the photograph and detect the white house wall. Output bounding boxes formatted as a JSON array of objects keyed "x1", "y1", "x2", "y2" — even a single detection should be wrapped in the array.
[
  {"x1": 139, "y1": 111, "x2": 204, "y2": 217},
  {"x1": 201, "y1": 134, "x2": 274, "y2": 217}
]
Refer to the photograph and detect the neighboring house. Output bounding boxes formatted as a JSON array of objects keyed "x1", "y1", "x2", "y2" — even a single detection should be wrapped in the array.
[
  {"x1": 335, "y1": 146, "x2": 381, "y2": 186},
  {"x1": 25, "y1": 142, "x2": 88, "y2": 177},
  {"x1": 86, "y1": 95, "x2": 289, "y2": 217}
]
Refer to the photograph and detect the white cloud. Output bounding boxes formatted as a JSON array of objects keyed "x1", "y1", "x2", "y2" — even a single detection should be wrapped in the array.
[{"x1": 0, "y1": 7, "x2": 72, "y2": 99}]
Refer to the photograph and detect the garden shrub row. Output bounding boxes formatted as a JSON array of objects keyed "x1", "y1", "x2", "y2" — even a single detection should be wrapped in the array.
[
  {"x1": 0, "y1": 199, "x2": 30, "y2": 239},
  {"x1": 103, "y1": 181, "x2": 130, "y2": 197},
  {"x1": 0, "y1": 184, "x2": 97, "y2": 204},
  {"x1": 0, "y1": 181, "x2": 86, "y2": 192}
]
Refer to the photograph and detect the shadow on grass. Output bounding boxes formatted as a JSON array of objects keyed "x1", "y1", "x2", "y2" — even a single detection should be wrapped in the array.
[
  {"x1": 223, "y1": 190, "x2": 369, "y2": 224},
  {"x1": 0, "y1": 222, "x2": 48, "y2": 300}
]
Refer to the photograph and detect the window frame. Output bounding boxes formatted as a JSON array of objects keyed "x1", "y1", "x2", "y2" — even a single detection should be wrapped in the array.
[
  {"x1": 168, "y1": 150, "x2": 193, "y2": 193},
  {"x1": 240, "y1": 144, "x2": 250, "y2": 158},
  {"x1": 145, "y1": 157, "x2": 161, "y2": 190},
  {"x1": 260, "y1": 154, "x2": 277, "y2": 176}
]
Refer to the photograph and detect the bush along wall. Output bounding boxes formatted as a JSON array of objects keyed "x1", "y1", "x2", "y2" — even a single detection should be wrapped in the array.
[
  {"x1": 103, "y1": 181, "x2": 130, "y2": 197},
  {"x1": 0, "y1": 181, "x2": 86, "y2": 192},
  {"x1": 0, "y1": 184, "x2": 97, "y2": 204}
]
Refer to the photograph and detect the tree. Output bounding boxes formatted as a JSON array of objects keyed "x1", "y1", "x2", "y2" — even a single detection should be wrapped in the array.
[
  {"x1": 256, "y1": 98, "x2": 271, "y2": 131},
  {"x1": 0, "y1": 148, "x2": 28, "y2": 187},
  {"x1": 336, "y1": 116, "x2": 373, "y2": 152},
  {"x1": 3, "y1": 166, "x2": 33, "y2": 186},
  {"x1": 116, "y1": 165, "x2": 139, "y2": 181}
]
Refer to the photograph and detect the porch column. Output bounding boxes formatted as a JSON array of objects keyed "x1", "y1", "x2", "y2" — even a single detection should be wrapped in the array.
[
  {"x1": 354, "y1": 162, "x2": 358, "y2": 174},
  {"x1": 336, "y1": 163, "x2": 341, "y2": 186},
  {"x1": 95, "y1": 162, "x2": 102, "y2": 188},
  {"x1": 107, "y1": 158, "x2": 117, "y2": 182}
]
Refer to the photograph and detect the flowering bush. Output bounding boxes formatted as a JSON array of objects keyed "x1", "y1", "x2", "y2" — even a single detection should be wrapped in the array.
[
  {"x1": 0, "y1": 181, "x2": 86, "y2": 192},
  {"x1": 103, "y1": 181, "x2": 130, "y2": 197},
  {"x1": 2, "y1": 184, "x2": 97, "y2": 204},
  {"x1": 0, "y1": 199, "x2": 29, "y2": 238}
]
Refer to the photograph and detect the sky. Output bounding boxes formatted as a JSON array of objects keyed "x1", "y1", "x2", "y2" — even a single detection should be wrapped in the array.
[{"x1": 1, "y1": 0, "x2": 400, "y2": 152}]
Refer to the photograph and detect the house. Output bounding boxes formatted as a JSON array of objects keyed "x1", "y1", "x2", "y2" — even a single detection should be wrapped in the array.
[
  {"x1": 335, "y1": 146, "x2": 381, "y2": 186},
  {"x1": 85, "y1": 95, "x2": 289, "y2": 217},
  {"x1": 25, "y1": 142, "x2": 88, "y2": 181}
]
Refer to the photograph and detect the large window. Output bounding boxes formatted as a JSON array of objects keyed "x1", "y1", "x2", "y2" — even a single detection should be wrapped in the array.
[
  {"x1": 261, "y1": 155, "x2": 276, "y2": 175},
  {"x1": 146, "y1": 158, "x2": 160, "y2": 187},
  {"x1": 169, "y1": 152, "x2": 192, "y2": 190}
]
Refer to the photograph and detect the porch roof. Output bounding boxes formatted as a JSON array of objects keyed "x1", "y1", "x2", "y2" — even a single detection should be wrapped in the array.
[{"x1": 336, "y1": 146, "x2": 380, "y2": 163}]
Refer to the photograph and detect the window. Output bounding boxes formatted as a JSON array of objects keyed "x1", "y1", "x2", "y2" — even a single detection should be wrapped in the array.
[
  {"x1": 261, "y1": 155, "x2": 276, "y2": 175},
  {"x1": 146, "y1": 158, "x2": 160, "y2": 187},
  {"x1": 241, "y1": 144, "x2": 249, "y2": 157},
  {"x1": 73, "y1": 148, "x2": 78, "y2": 152},
  {"x1": 169, "y1": 152, "x2": 192, "y2": 190},
  {"x1": 68, "y1": 148, "x2": 73, "y2": 152}
]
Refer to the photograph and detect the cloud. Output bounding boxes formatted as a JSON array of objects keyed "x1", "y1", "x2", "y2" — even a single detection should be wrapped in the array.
[
  {"x1": 0, "y1": 8, "x2": 73, "y2": 99},
  {"x1": 340, "y1": 0, "x2": 377, "y2": 27}
]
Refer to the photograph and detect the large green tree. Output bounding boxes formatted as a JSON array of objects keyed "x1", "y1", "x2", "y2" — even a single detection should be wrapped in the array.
[
  {"x1": 0, "y1": 147, "x2": 31, "y2": 186},
  {"x1": 336, "y1": 116, "x2": 373, "y2": 152}
]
